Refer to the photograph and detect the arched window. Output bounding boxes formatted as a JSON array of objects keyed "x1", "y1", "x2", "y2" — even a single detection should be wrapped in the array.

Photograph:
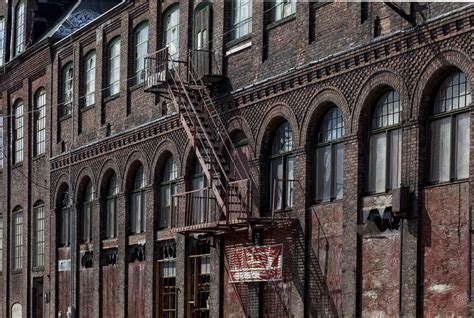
[
  {"x1": 59, "y1": 190, "x2": 71, "y2": 247},
  {"x1": 83, "y1": 51, "x2": 96, "y2": 107},
  {"x1": 159, "y1": 156, "x2": 178, "y2": 229},
  {"x1": 13, "y1": 100, "x2": 24, "y2": 164},
  {"x1": 191, "y1": 161, "x2": 209, "y2": 224},
  {"x1": 107, "y1": 37, "x2": 121, "y2": 96},
  {"x1": 81, "y1": 181, "x2": 93, "y2": 243},
  {"x1": 368, "y1": 90, "x2": 402, "y2": 193},
  {"x1": 231, "y1": 0, "x2": 252, "y2": 39},
  {"x1": 430, "y1": 71, "x2": 472, "y2": 183},
  {"x1": 269, "y1": 121, "x2": 294, "y2": 211},
  {"x1": 314, "y1": 107, "x2": 344, "y2": 202},
  {"x1": 14, "y1": 0, "x2": 25, "y2": 56},
  {"x1": 11, "y1": 303, "x2": 22, "y2": 318},
  {"x1": 61, "y1": 63, "x2": 73, "y2": 118},
  {"x1": 271, "y1": 0, "x2": 295, "y2": 22},
  {"x1": 229, "y1": 131, "x2": 250, "y2": 180},
  {"x1": 133, "y1": 22, "x2": 149, "y2": 85},
  {"x1": 0, "y1": 16, "x2": 5, "y2": 65},
  {"x1": 130, "y1": 165, "x2": 146, "y2": 234},
  {"x1": 163, "y1": 5, "x2": 180, "y2": 62},
  {"x1": 105, "y1": 173, "x2": 118, "y2": 239},
  {"x1": 12, "y1": 207, "x2": 23, "y2": 270},
  {"x1": 34, "y1": 89, "x2": 46, "y2": 156},
  {"x1": 33, "y1": 202, "x2": 45, "y2": 267}
]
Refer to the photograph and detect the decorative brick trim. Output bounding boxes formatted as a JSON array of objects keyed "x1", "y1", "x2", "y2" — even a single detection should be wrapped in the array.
[
  {"x1": 97, "y1": 158, "x2": 122, "y2": 193},
  {"x1": 150, "y1": 139, "x2": 181, "y2": 181},
  {"x1": 123, "y1": 150, "x2": 149, "y2": 190}
]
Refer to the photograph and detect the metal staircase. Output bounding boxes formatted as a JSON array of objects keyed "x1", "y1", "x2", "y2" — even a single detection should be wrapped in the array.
[{"x1": 145, "y1": 48, "x2": 251, "y2": 233}]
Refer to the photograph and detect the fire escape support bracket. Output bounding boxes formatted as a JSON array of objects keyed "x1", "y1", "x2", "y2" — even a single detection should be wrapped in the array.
[{"x1": 383, "y1": 2, "x2": 417, "y2": 27}]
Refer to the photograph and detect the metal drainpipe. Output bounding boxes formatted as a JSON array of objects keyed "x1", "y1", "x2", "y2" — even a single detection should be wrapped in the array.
[{"x1": 398, "y1": 218, "x2": 404, "y2": 317}]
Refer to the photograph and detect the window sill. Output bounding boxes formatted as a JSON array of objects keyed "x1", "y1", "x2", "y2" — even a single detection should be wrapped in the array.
[
  {"x1": 80, "y1": 243, "x2": 93, "y2": 251},
  {"x1": 226, "y1": 34, "x2": 252, "y2": 50},
  {"x1": 156, "y1": 228, "x2": 175, "y2": 241},
  {"x1": 11, "y1": 269, "x2": 22, "y2": 275},
  {"x1": 59, "y1": 114, "x2": 72, "y2": 122},
  {"x1": 129, "y1": 82, "x2": 144, "y2": 92},
  {"x1": 32, "y1": 266, "x2": 45, "y2": 273},
  {"x1": 32, "y1": 154, "x2": 46, "y2": 162},
  {"x1": 128, "y1": 233, "x2": 146, "y2": 246},
  {"x1": 12, "y1": 162, "x2": 23, "y2": 169},
  {"x1": 311, "y1": 198, "x2": 343, "y2": 207},
  {"x1": 424, "y1": 178, "x2": 469, "y2": 189},
  {"x1": 104, "y1": 93, "x2": 120, "y2": 103},
  {"x1": 80, "y1": 104, "x2": 95, "y2": 113},
  {"x1": 102, "y1": 238, "x2": 119, "y2": 249},
  {"x1": 266, "y1": 14, "x2": 296, "y2": 31}
]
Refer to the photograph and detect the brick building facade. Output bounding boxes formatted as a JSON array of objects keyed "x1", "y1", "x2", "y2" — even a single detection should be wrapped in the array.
[{"x1": 0, "y1": 1, "x2": 473, "y2": 317}]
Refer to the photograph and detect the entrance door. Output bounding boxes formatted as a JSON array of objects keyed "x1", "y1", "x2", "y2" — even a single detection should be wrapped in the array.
[
  {"x1": 193, "y1": 4, "x2": 212, "y2": 79},
  {"x1": 32, "y1": 278, "x2": 44, "y2": 318}
]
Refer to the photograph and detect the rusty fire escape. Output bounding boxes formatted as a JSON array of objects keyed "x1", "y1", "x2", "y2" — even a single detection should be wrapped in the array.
[{"x1": 144, "y1": 48, "x2": 252, "y2": 233}]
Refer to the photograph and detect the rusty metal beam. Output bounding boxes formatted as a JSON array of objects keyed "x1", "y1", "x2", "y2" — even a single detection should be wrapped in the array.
[{"x1": 384, "y1": 2, "x2": 417, "y2": 26}]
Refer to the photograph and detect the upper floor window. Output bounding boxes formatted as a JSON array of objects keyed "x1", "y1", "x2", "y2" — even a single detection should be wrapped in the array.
[
  {"x1": 231, "y1": 0, "x2": 252, "y2": 40},
  {"x1": 81, "y1": 181, "x2": 93, "y2": 243},
  {"x1": 12, "y1": 207, "x2": 23, "y2": 271},
  {"x1": 61, "y1": 63, "x2": 73, "y2": 118},
  {"x1": 14, "y1": 0, "x2": 25, "y2": 56},
  {"x1": 107, "y1": 37, "x2": 121, "y2": 96},
  {"x1": 13, "y1": 100, "x2": 24, "y2": 164},
  {"x1": 0, "y1": 116, "x2": 3, "y2": 168},
  {"x1": 269, "y1": 121, "x2": 294, "y2": 211},
  {"x1": 0, "y1": 214, "x2": 3, "y2": 272},
  {"x1": 159, "y1": 156, "x2": 178, "y2": 229},
  {"x1": 430, "y1": 71, "x2": 472, "y2": 183},
  {"x1": 133, "y1": 22, "x2": 149, "y2": 85},
  {"x1": 367, "y1": 90, "x2": 402, "y2": 193},
  {"x1": 83, "y1": 51, "x2": 96, "y2": 107},
  {"x1": 271, "y1": 0, "x2": 295, "y2": 22},
  {"x1": 164, "y1": 5, "x2": 180, "y2": 62},
  {"x1": 34, "y1": 89, "x2": 46, "y2": 156},
  {"x1": 130, "y1": 164, "x2": 146, "y2": 234},
  {"x1": 33, "y1": 203, "x2": 45, "y2": 268},
  {"x1": 59, "y1": 190, "x2": 70, "y2": 247},
  {"x1": 0, "y1": 17, "x2": 5, "y2": 65},
  {"x1": 105, "y1": 173, "x2": 118, "y2": 239},
  {"x1": 314, "y1": 107, "x2": 344, "y2": 202}
]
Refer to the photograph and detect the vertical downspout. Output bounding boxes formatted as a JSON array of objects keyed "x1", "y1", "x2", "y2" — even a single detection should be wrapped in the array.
[{"x1": 399, "y1": 218, "x2": 404, "y2": 317}]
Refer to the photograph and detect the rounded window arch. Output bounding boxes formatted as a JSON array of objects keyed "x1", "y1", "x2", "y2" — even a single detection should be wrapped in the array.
[
  {"x1": 80, "y1": 180, "x2": 93, "y2": 243},
  {"x1": 12, "y1": 206, "x2": 23, "y2": 270},
  {"x1": 34, "y1": 88, "x2": 46, "y2": 156},
  {"x1": 129, "y1": 164, "x2": 146, "y2": 234},
  {"x1": 57, "y1": 186, "x2": 71, "y2": 247},
  {"x1": 367, "y1": 89, "x2": 402, "y2": 193},
  {"x1": 83, "y1": 50, "x2": 96, "y2": 107},
  {"x1": 133, "y1": 21, "x2": 149, "y2": 85},
  {"x1": 314, "y1": 106, "x2": 344, "y2": 202},
  {"x1": 104, "y1": 172, "x2": 119, "y2": 239},
  {"x1": 107, "y1": 36, "x2": 121, "y2": 96},
  {"x1": 268, "y1": 120, "x2": 294, "y2": 211},
  {"x1": 12, "y1": 99, "x2": 24, "y2": 164},
  {"x1": 158, "y1": 155, "x2": 178, "y2": 229},
  {"x1": 33, "y1": 200, "x2": 45, "y2": 267},
  {"x1": 163, "y1": 4, "x2": 180, "y2": 62},
  {"x1": 429, "y1": 71, "x2": 472, "y2": 183}
]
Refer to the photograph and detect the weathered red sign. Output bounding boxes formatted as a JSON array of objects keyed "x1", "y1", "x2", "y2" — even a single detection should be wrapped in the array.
[{"x1": 227, "y1": 244, "x2": 283, "y2": 283}]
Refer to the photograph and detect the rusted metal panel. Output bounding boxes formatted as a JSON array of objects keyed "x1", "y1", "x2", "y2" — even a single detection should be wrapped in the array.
[
  {"x1": 102, "y1": 266, "x2": 120, "y2": 318},
  {"x1": 79, "y1": 269, "x2": 95, "y2": 318},
  {"x1": 128, "y1": 261, "x2": 146, "y2": 318},
  {"x1": 311, "y1": 203, "x2": 343, "y2": 316},
  {"x1": 422, "y1": 183, "x2": 469, "y2": 317},
  {"x1": 362, "y1": 233, "x2": 401, "y2": 317}
]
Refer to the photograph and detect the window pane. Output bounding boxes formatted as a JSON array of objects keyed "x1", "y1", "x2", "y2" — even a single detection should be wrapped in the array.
[
  {"x1": 165, "y1": 6, "x2": 180, "y2": 61},
  {"x1": 271, "y1": 121, "x2": 293, "y2": 155},
  {"x1": 108, "y1": 38, "x2": 121, "y2": 96},
  {"x1": 372, "y1": 90, "x2": 402, "y2": 129},
  {"x1": 134, "y1": 23, "x2": 149, "y2": 84},
  {"x1": 455, "y1": 112, "x2": 470, "y2": 179},
  {"x1": 316, "y1": 145, "x2": 332, "y2": 202},
  {"x1": 390, "y1": 129, "x2": 402, "y2": 189},
  {"x1": 0, "y1": 17, "x2": 5, "y2": 65},
  {"x1": 34, "y1": 206, "x2": 45, "y2": 267},
  {"x1": 434, "y1": 71, "x2": 471, "y2": 114},
  {"x1": 369, "y1": 132, "x2": 387, "y2": 193},
  {"x1": 270, "y1": 157, "x2": 283, "y2": 210},
  {"x1": 430, "y1": 117, "x2": 451, "y2": 183},
  {"x1": 334, "y1": 143, "x2": 344, "y2": 200},
  {"x1": 286, "y1": 156, "x2": 294, "y2": 208}
]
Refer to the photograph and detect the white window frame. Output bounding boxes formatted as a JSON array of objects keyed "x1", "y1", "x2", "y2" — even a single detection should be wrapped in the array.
[
  {"x1": 429, "y1": 71, "x2": 472, "y2": 183},
  {"x1": 33, "y1": 204, "x2": 45, "y2": 268},
  {"x1": 34, "y1": 89, "x2": 46, "y2": 156},
  {"x1": 14, "y1": 0, "x2": 25, "y2": 56},
  {"x1": 231, "y1": 0, "x2": 252, "y2": 40},
  {"x1": 159, "y1": 156, "x2": 178, "y2": 229},
  {"x1": 134, "y1": 22, "x2": 149, "y2": 85},
  {"x1": 0, "y1": 17, "x2": 5, "y2": 65},
  {"x1": 107, "y1": 37, "x2": 121, "y2": 96},
  {"x1": 59, "y1": 192, "x2": 71, "y2": 247},
  {"x1": 130, "y1": 165, "x2": 146, "y2": 234},
  {"x1": 105, "y1": 173, "x2": 118, "y2": 239},
  {"x1": 13, "y1": 101, "x2": 24, "y2": 164},
  {"x1": 81, "y1": 182, "x2": 93, "y2": 243},
  {"x1": 61, "y1": 63, "x2": 74, "y2": 118},
  {"x1": 272, "y1": 0, "x2": 296, "y2": 22},
  {"x1": 84, "y1": 51, "x2": 96, "y2": 107},
  {"x1": 164, "y1": 5, "x2": 180, "y2": 62},
  {"x1": 12, "y1": 209, "x2": 23, "y2": 271}
]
